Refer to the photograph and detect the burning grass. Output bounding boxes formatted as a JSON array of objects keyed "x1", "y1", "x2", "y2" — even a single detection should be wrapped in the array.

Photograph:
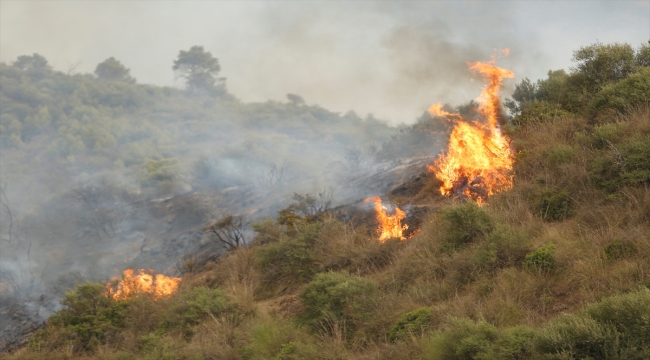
[{"x1": 105, "y1": 269, "x2": 181, "y2": 301}]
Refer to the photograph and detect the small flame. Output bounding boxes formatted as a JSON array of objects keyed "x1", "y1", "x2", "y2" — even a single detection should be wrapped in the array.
[
  {"x1": 365, "y1": 196, "x2": 408, "y2": 242},
  {"x1": 105, "y1": 269, "x2": 181, "y2": 301},
  {"x1": 428, "y1": 103, "x2": 461, "y2": 119},
  {"x1": 428, "y1": 51, "x2": 515, "y2": 204}
]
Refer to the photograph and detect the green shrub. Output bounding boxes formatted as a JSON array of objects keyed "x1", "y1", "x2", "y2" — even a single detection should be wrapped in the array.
[
  {"x1": 484, "y1": 225, "x2": 531, "y2": 268},
  {"x1": 29, "y1": 282, "x2": 130, "y2": 353},
  {"x1": 590, "y1": 67, "x2": 650, "y2": 115},
  {"x1": 440, "y1": 202, "x2": 494, "y2": 250},
  {"x1": 298, "y1": 271, "x2": 376, "y2": 333},
  {"x1": 256, "y1": 236, "x2": 317, "y2": 294},
  {"x1": 546, "y1": 145, "x2": 575, "y2": 166},
  {"x1": 512, "y1": 101, "x2": 572, "y2": 127},
  {"x1": 524, "y1": 244, "x2": 556, "y2": 272},
  {"x1": 243, "y1": 321, "x2": 317, "y2": 360},
  {"x1": 536, "y1": 288, "x2": 650, "y2": 359},
  {"x1": 535, "y1": 188, "x2": 573, "y2": 221},
  {"x1": 592, "y1": 122, "x2": 628, "y2": 149},
  {"x1": 589, "y1": 156, "x2": 623, "y2": 192},
  {"x1": 424, "y1": 317, "x2": 499, "y2": 360},
  {"x1": 620, "y1": 135, "x2": 650, "y2": 186},
  {"x1": 388, "y1": 307, "x2": 434, "y2": 341},
  {"x1": 160, "y1": 287, "x2": 229, "y2": 332},
  {"x1": 603, "y1": 240, "x2": 637, "y2": 260}
]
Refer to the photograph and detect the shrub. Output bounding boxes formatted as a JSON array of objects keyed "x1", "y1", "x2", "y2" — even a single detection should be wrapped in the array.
[
  {"x1": 524, "y1": 244, "x2": 556, "y2": 272},
  {"x1": 536, "y1": 288, "x2": 650, "y2": 359},
  {"x1": 29, "y1": 282, "x2": 130, "y2": 353},
  {"x1": 512, "y1": 101, "x2": 572, "y2": 127},
  {"x1": 590, "y1": 67, "x2": 650, "y2": 116},
  {"x1": 424, "y1": 317, "x2": 499, "y2": 360},
  {"x1": 243, "y1": 320, "x2": 317, "y2": 360},
  {"x1": 484, "y1": 225, "x2": 531, "y2": 268},
  {"x1": 159, "y1": 287, "x2": 229, "y2": 331},
  {"x1": 440, "y1": 202, "x2": 494, "y2": 250},
  {"x1": 388, "y1": 307, "x2": 434, "y2": 341},
  {"x1": 535, "y1": 188, "x2": 573, "y2": 221},
  {"x1": 589, "y1": 156, "x2": 623, "y2": 192},
  {"x1": 592, "y1": 122, "x2": 628, "y2": 149},
  {"x1": 298, "y1": 271, "x2": 376, "y2": 333},
  {"x1": 256, "y1": 236, "x2": 317, "y2": 294},
  {"x1": 546, "y1": 144, "x2": 575, "y2": 166},
  {"x1": 603, "y1": 240, "x2": 636, "y2": 260},
  {"x1": 620, "y1": 135, "x2": 650, "y2": 186}
]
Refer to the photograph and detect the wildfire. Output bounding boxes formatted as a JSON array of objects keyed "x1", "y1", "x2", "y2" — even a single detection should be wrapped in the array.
[
  {"x1": 105, "y1": 269, "x2": 181, "y2": 301},
  {"x1": 427, "y1": 52, "x2": 515, "y2": 204},
  {"x1": 366, "y1": 196, "x2": 408, "y2": 242}
]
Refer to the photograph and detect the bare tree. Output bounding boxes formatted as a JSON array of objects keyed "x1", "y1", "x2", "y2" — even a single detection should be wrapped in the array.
[
  {"x1": 0, "y1": 183, "x2": 17, "y2": 248},
  {"x1": 204, "y1": 214, "x2": 247, "y2": 251}
]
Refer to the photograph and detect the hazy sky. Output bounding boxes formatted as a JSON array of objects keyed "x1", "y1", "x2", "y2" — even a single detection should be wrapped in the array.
[{"x1": 1, "y1": 1, "x2": 648, "y2": 124}]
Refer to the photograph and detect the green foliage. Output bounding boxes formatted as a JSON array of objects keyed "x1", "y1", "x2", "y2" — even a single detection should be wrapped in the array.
[
  {"x1": 424, "y1": 318, "x2": 535, "y2": 360},
  {"x1": 483, "y1": 225, "x2": 531, "y2": 268},
  {"x1": 536, "y1": 288, "x2": 650, "y2": 359},
  {"x1": 298, "y1": 271, "x2": 376, "y2": 333},
  {"x1": 95, "y1": 57, "x2": 134, "y2": 83},
  {"x1": 546, "y1": 144, "x2": 575, "y2": 167},
  {"x1": 29, "y1": 282, "x2": 130, "y2": 352},
  {"x1": 172, "y1": 45, "x2": 224, "y2": 95},
  {"x1": 524, "y1": 244, "x2": 556, "y2": 272},
  {"x1": 143, "y1": 157, "x2": 180, "y2": 188},
  {"x1": 620, "y1": 135, "x2": 650, "y2": 186},
  {"x1": 251, "y1": 217, "x2": 284, "y2": 245},
  {"x1": 512, "y1": 101, "x2": 572, "y2": 127},
  {"x1": 536, "y1": 188, "x2": 573, "y2": 221},
  {"x1": 440, "y1": 202, "x2": 494, "y2": 250},
  {"x1": 160, "y1": 287, "x2": 228, "y2": 331},
  {"x1": 255, "y1": 226, "x2": 320, "y2": 291},
  {"x1": 591, "y1": 67, "x2": 650, "y2": 115},
  {"x1": 603, "y1": 240, "x2": 636, "y2": 260},
  {"x1": 388, "y1": 307, "x2": 434, "y2": 341},
  {"x1": 13, "y1": 53, "x2": 51, "y2": 71},
  {"x1": 243, "y1": 321, "x2": 317, "y2": 360}
]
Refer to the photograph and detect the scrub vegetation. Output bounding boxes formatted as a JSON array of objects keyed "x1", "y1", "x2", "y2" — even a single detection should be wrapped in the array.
[{"x1": 4, "y1": 41, "x2": 650, "y2": 359}]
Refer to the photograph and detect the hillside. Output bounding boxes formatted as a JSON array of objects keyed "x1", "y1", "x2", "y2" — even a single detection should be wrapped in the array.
[{"x1": 2, "y1": 42, "x2": 650, "y2": 359}]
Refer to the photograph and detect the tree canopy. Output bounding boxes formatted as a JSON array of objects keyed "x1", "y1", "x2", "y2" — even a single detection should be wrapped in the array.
[
  {"x1": 94, "y1": 57, "x2": 134, "y2": 83},
  {"x1": 172, "y1": 46, "x2": 224, "y2": 95}
]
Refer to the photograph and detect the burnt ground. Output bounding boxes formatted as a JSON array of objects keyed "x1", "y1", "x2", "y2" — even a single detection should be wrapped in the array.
[{"x1": 0, "y1": 156, "x2": 443, "y2": 353}]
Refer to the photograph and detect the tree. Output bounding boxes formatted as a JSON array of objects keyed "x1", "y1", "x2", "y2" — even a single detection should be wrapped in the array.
[
  {"x1": 286, "y1": 93, "x2": 305, "y2": 106},
  {"x1": 94, "y1": 57, "x2": 134, "y2": 82},
  {"x1": 172, "y1": 46, "x2": 224, "y2": 94},
  {"x1": 204, "y1": 214, "x2": 247, "y2": 251},
  {"x1": 13, "y1": 54, "x2": 50, "y2": 71},
  {"x1": 571, "y1": 42, "x2": 636, "y2": 88}
]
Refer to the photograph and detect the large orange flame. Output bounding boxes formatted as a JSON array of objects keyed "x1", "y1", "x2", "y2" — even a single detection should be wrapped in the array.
[
  {"x1": 427, "y1": 52, "x2": 515, "y2": 204},
  {"x1": 365, "y1": 196, "x2": 408, "y2": 242},
  {"x1": 105, "y1": 269, "x2": 181, "y2": 301}
]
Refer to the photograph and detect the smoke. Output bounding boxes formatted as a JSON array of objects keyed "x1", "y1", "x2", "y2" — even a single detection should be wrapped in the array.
[{"x1": 3, "y1": 2, "x2": 645, "y2": 124}]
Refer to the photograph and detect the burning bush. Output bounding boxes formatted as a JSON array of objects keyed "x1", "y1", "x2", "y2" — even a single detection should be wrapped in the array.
[
  {"x1": 366, "y1": 196, "x2": 409, "y2": 242},
  {"x1": 427, "y1": 54, "x2": 515, "y2": 204},
  {"x1": 105, "y1": 269, "x2": 181, "y2": 301}
]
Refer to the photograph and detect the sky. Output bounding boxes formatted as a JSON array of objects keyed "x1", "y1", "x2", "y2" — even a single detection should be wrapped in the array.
[{"x1": 1, "y1": 1, "x2": 648, "y2": 124}]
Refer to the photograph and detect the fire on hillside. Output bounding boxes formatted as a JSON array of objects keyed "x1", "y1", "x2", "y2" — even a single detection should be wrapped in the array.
[
  {"x1": 428, "y1": 50, "x2": 515, "y2": 205},
  {"x1": 366, "y1": 196, "x2": 409, "y2": 242},
  {"x1": 105, "y1": 269, "x2": 181, "y2": 301}
]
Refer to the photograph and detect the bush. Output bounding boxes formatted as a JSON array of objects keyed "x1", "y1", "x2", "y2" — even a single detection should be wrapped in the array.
[
  {"x1": 256, "y1": 235, "x2": 318, "y2": 294},
  {"x1": 536, "y1": 288, "x2": 650, "y2": 359},
  {"x1": 423, "y1": 318, "x2": 534, "y2": 360},
  {"x1": 603, "y1": 240, "x2": 636, "y2": 260},
  {"x1": 524, "y1": 244, "x2": 556, "y2": 272},
  {"x1": 388, "y1": 307, "x2": 434, "y2": 341},
  {"x1": 243, "y1": 320, "x2": 317, "y2": 360},
  {"x1": 620, "y1": 135, "x2": 650, "y2": 186},
  {"x1": 440, "y1": 202, "x2": 494, "y2": 250},
  {"x1": 29, "y1": 282, "x2": 130, "y2": 353},
  {"x1": 484, "y1": 225, "x2": 531, "y2": 268},
  {"x1": 546, "y1": 145, "x2": 575, "y2": 166},
  {"x1": 535, "y1": 188, "x2": 573, "y2": 221},
  {"x1": 159, "y1": 287, "x2": 229, "y2": 332},
  {"x1": 512, "y1": 101, "x2": 572, "y2": 127},
  {"x1": 590, "y1": 67, "x2": 650, "y2": 116},
  {"x1": 298, "y1": 271, "x2": 376, "y2": 333}
]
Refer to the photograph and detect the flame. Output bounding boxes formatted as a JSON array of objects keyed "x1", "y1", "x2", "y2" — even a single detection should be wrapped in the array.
[
  {"x1": 427, "y1": 52, "x2": 515, "y2": 204},
  {"x1": 105, "y1": 269, "x2": 181, "y2": 301},
  {"x1": 428, "y1": 103, "x2": 461, "y2": 119},
  {"x1": 366, "y1": 196, "x2": 408, "y2": 242}
]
